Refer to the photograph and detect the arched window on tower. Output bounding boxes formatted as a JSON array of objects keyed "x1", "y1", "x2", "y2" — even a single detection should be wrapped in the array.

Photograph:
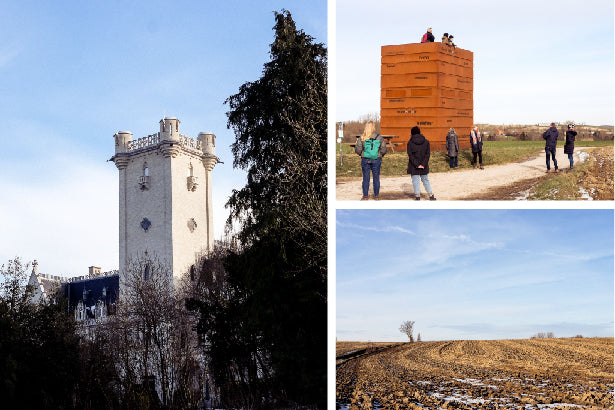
[
  {"x1": 190, "y1": 265, "x2": 196, "y2": 282},
  {"x1": 143, "y1": 264, "x2": 150, "y2": 281}
]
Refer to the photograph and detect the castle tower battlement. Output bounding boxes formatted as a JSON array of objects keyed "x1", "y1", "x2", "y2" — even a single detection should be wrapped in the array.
[{"x1": 110, "y1": 118, "x2": 220, "y2": 286}]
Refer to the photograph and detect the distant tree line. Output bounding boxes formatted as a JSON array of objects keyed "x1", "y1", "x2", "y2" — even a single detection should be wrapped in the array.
[
  {"x1": 337, "y1": 117, "x2": 612, "y2": 143},
  {"x1": 531, "y1": 332, "x2": 555, "y2": 339},
  {"x1": 337, "y1": 113, "x2": 380, "y2": 143}
]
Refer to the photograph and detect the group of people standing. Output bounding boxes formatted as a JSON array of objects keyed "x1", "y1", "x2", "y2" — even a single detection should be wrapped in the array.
[
  {"x1": 354, "y1": 122, "x2": 576, "y2": 200},
  {"x1": 421, "y1": 27, "x2": 456, "y2": 49},
  {"x1": 355, "y1": 122, "x2": 437, "y2": 201},
  {"x1": 543, "y1": 122, "x2": 577, "y2": 172},
  {"x1": 445, "y1": 126, "x2": 483, "y2": 170}
]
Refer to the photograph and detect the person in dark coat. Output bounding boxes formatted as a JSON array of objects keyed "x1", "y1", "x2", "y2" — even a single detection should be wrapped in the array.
[
  {"x1": 446, "y1": 127, "x2": 459, "y2": 168},
  {"x1": 407, "y1": 126, "x2": 436, "y2": 200},
  {"x1": 470, "y1": 126, "x2": 483, "y2": 169},
  {"x1": 564, "y1": 124, "x2": 577, "y2": 169},
  {"x1": 542, "y1": 122, "x2": 559, "y2": 172},
  {"x1": 421, "y1": 27, "x2": 435, "y2": 43}
]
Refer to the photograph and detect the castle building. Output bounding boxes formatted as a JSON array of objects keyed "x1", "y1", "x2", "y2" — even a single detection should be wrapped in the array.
[
  {"x1": 110, "y1": 117, "x2": 220, "y2": 287},
  {"x1": 29, "y1": 117, "x2": 219, "y2": 318},
  {"x1": 28, "y1": 261, "x2": 119, "y2": 323}
]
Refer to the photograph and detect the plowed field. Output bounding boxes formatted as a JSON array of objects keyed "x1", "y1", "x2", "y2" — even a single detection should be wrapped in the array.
[{"x1": 336, "y1": 338, "x2": 613, "y2": 409}]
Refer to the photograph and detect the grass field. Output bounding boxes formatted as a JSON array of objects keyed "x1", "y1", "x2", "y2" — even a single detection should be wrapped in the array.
[
  {"x1": 337, "y1": 338, "x2": 614, "y2": 409},
  {"x1": 335, "y1": 140, "x2": 614, "y2": 178}
]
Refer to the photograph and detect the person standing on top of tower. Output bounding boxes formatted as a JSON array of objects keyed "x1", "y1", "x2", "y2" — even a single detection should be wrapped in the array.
[
  {"x1": 543, "y1": 122, "x2": 559, "y2": 173},
  {"x1": 442, "y1": 33, "x2": 450, "y2": 44},
  {"x1": 448, "y1": 35, "x2": 456, "y2": 47},
  {"x1": 421, "y1": 28, "x2": 435, "y2": 43}
]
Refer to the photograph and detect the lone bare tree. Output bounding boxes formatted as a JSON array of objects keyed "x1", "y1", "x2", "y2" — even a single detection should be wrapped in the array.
[{"x1": 399, "y1": 320, "x2": 415, "y2": 342}]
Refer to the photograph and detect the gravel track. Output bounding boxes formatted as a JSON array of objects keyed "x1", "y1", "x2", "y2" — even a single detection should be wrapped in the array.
[{"x1": 336, "y1": 148, "x2": 589, "y2": 201}]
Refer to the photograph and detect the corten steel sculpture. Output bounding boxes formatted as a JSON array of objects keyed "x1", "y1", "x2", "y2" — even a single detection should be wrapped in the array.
[{"x1": 381, "y1": 42, "x2": 473, "y2": 150}]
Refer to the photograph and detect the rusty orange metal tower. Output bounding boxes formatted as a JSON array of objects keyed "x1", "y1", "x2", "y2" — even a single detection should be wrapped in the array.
[{"x1": 381, "y1": 42, "x2": 473, "y2": 150}]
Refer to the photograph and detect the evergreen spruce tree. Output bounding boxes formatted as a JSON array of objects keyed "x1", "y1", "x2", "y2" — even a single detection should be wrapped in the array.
[{"x1": 189, "y1": 10, "x2": 326, "y2": 409}]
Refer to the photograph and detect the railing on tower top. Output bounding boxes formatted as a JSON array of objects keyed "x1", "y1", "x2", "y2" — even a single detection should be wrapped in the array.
[{"x1": 126, "y1": 133, "x2": 202, "y2": 153}]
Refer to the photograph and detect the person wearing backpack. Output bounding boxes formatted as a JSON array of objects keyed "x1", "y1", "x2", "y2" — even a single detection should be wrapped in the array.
[
  {"x1": 407, "y1": 126, "x2": 436, "y2": 200},
  {"x1": 421, "y1": 27, "x2": 435, "y2": 43},
  {"x1": 355, "y1": 121, "x2": 387, "y2": 200},
  {"x1": 564, "y1": 124, "x2": 577, "y2": 170}
]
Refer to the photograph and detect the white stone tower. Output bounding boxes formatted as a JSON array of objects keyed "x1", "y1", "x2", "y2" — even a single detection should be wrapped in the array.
[{"x1": 111, "y1": 117, "x2": 219, "y2": 284}]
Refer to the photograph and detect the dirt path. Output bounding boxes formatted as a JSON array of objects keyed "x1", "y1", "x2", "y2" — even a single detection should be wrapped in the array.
[{"x1": 336, "y1": 147, "x2": 588, "y2": 201}]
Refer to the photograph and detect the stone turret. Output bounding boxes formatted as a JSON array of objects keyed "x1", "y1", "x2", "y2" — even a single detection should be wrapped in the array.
[
  {"x1": 114, "y1": 131, "x2": 133, "y2": 154},
  {"x1": 112, "y1": 131, "x2": 133, "y2": 169},
  {"x1": 198, "y1": 132, "x2": 218, "y2": 171},
  {"x1": 160, "y1": 117, "x2": 180, "y2": 142}
]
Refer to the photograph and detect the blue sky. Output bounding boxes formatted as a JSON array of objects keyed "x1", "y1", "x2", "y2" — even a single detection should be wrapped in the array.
[
  {"x1": 337, "y1": 209, "x2": 614, "y2": 341},
  {"x1": 0, "y1": 0, "x2": 326, "y2": 276},
  {"x1": 335, "y1": 0, "x2": 614, "y2": 125}
]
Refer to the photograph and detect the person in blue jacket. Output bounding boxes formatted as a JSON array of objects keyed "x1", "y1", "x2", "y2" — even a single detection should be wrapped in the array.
[{"x1": 542, "y1": 122, "x2": 559, "y2": 172}]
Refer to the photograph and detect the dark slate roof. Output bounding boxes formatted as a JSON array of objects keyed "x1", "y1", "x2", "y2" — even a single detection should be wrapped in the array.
[
  {"x1": 39, "y1": 276, "x2": 62, "y2": 296},
  {"x1": 62, "y1": 274, "x2": 119, "y2": 314}
]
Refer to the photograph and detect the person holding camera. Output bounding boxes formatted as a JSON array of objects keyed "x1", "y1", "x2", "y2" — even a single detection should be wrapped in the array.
[
  {"x1": 354, "y1": 121, "x2": 387, "y2": 200},
  {"x1": 564, "y1": 124, "x2": 577, "y2": 169}
]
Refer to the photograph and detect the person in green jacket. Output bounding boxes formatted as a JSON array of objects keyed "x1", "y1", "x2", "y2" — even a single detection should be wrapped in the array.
[{"x1": 355, "y1": 121, "x2": 387, "y2": 200}]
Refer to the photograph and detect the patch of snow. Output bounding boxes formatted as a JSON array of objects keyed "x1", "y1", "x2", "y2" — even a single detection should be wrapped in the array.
[
  {"x1": 515, "y1": 189, "x2": 531, "y2": 200},
  {"x1": 579, "y1": 187, "x2": 594, "y2": 200},
  {"x1": 577, "y1": 150, "x2": 589, "y2": 163},
  {"x1": 535, "y1": 404, "x2": 583, "y2": 409},
  {"x1": 430, "y1": 391, "x2": 489, "y2": 405},
  {"x1": 454, "y1": 378, "x2": 498, "y2": 389}
]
